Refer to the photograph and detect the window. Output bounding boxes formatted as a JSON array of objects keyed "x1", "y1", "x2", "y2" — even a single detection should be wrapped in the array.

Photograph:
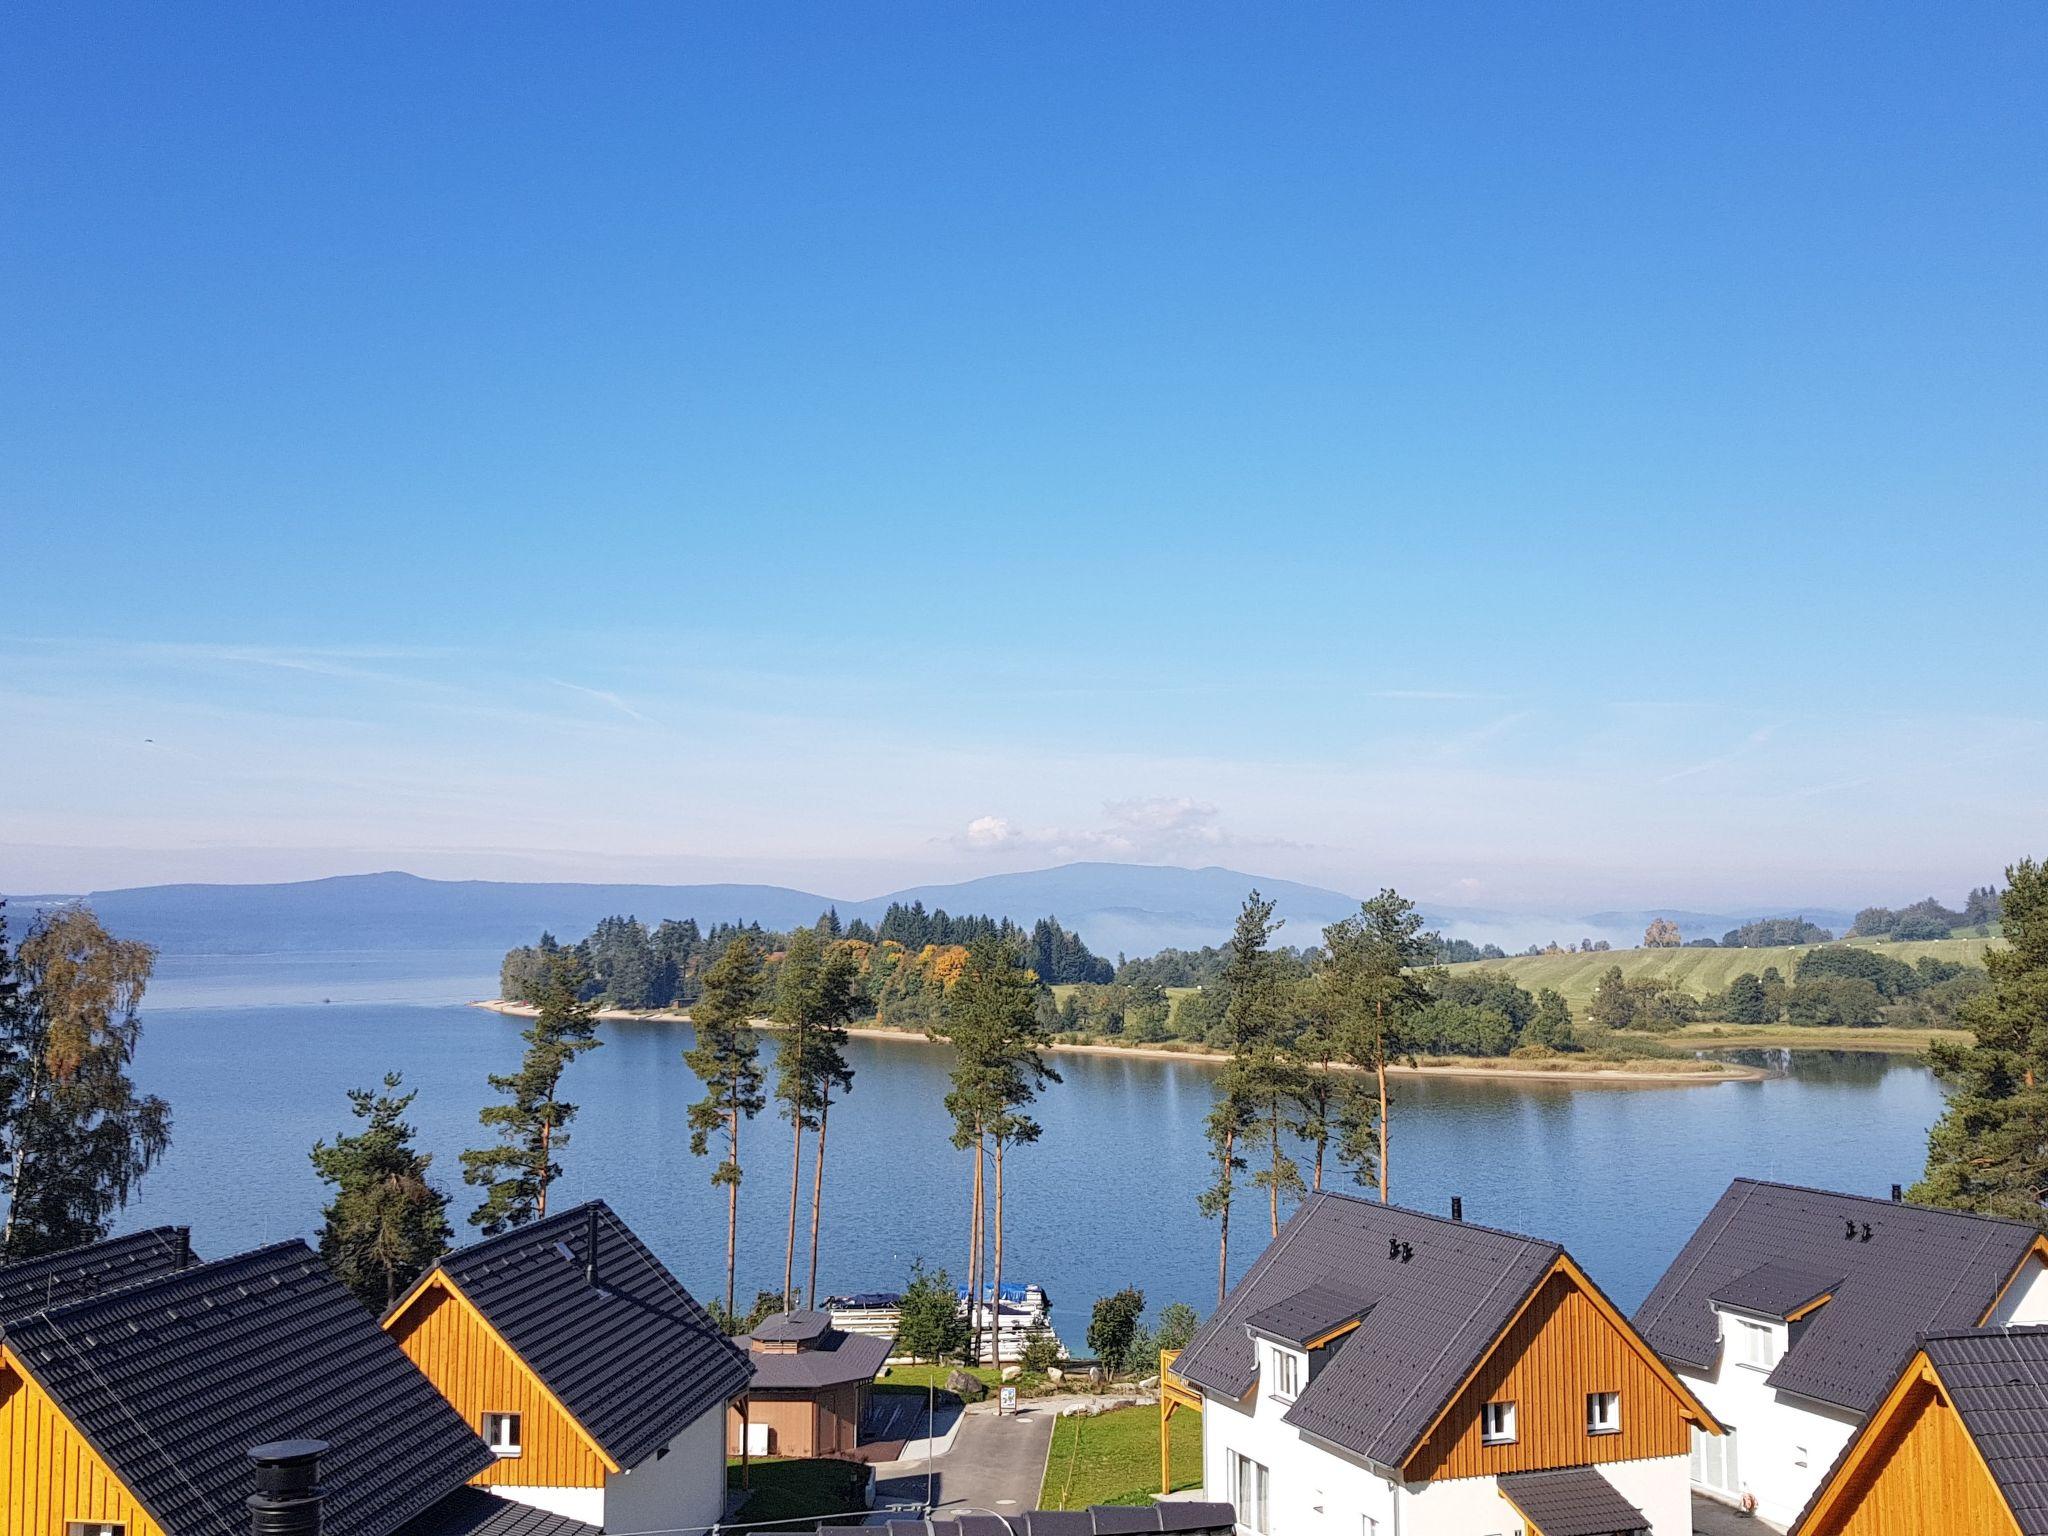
[
  {"x1": 1690, "y1": 1421, "x2": 1741, "y2": 1496},
  {"x1": 1586, "y1": 1391, "x2": 1620, "y2": 1435},
  {"x1": 1270, "y1": 1347, "x2": 1300, "y2": 1400},
  {"x1": 1362, "y1": 1519, "x2": 1378, "y2": 1536},
  {"x1": 1481, "y1": 1399, "x2": 1517, "y2": 1444},
  {"x1": 483, "y1": 1411, "x2": 522, "y2": 1457},
  {"x1": 68, "y1": 1525, "x2": 126, "y2": 1536},
  {"x1": 1230, "y1": 1451, "x2": 1269, "y2": 1535},
  {"x1": 1736, "y1": 1318, "x2": 1778, "y2": 1369}
]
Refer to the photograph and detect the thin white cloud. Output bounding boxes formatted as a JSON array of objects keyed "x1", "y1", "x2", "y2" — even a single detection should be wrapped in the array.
[{"x1": 549, "y1": 679, "x2": 653, "y2": 724}]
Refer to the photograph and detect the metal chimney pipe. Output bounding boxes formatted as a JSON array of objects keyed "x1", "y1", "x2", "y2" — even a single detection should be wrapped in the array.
[
  {"x1": 247, "y1": 1439, "x2": 328, "y2": 1536},
  {"x1": 1891, "y1": 1184, "x2": 1903, "y2": 1202},
  {"x1": 585, "y1": 1205, "x2": 600, "y2": 1289},
  {"x1": 1450, "y1": 1196, "x2": 1463, "y2": 1222},
  {"x1": 174, "y1": 1227, "x2": 191, "y2": 1270}
]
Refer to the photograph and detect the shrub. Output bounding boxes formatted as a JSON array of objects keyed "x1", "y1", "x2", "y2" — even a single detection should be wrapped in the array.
[{"x1": 1785, "y1": 976, "x2": 1887, "y2": 1028}]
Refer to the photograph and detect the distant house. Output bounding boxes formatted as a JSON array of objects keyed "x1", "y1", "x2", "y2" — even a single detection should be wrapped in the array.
[
  {"x1": 1787, "y1": 1325, "x2": 2048, "y2": 1536},
  {"x1": 0, "y1": 1230, "x2": 591, "y2": 1536},
  {"x1": 728, "y1": 1309, "x2": 893, "y2": 1459},
  {"x1": 1633, "y1": 1179, "x2": 2048, "y2": 1529},
  {"x1": 1170, "y1": 1190, "x2": 1719, "y2": 1536},
  {"x1": 386, "y1": 1200, "x2": 752, "y2": 1532}
]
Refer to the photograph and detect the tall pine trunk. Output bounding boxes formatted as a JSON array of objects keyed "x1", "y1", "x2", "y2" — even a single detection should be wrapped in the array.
[
  {"x1": 725, "y1": 1101, "x2": 741, "y2": 1319},
  {"x1": 783, "y1": 1021, "x2": 807, "y2": 1309},
  {"x1": 991, "y1": 1137, "x2": 1006, "y2": 1371},
  {"x1": 537, "y1": 1114, "x2": 553, "y2": 1219},
  {"x1": 1375, "y1": 1001, "x2": 1390, "y2": 1203},
  {"x1": 806, "y1": 1095, "x2": 830, "y2": 1309},
  {"x1": 971, "y1": 1131, "x2": 988, "y2": 1365},
  {"x1": 1268, "y1": 1109, "x2": 1282, "y2": 1237},
  {"x1": 1216, "y1": 1125, "x2": 1235, "y2": 1307}
]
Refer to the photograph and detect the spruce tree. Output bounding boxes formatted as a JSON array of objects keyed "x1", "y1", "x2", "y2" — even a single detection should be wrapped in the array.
[
  {"x1": 0, "y1": 907, "x2": 170, "y2": 1260},
  {"x1": 462, "y1": 950, "x2": 601, "y2": 1233},
  {"x1": 311, "y1": 1073, "x2": 451, "y2": 1309},
  {"x1": 685, "y1": 937, "x2": 767, "y2": 1318},
  {"x1": 1913, "y1": 860, "x2": 2048, "y2": 1223}
]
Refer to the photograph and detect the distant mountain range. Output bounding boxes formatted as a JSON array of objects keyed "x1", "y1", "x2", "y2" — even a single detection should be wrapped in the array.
[{"x1": 5, "y1": 863, "x2": 1870, "y2": 964}]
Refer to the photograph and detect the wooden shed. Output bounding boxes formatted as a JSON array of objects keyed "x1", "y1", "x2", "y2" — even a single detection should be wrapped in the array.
[{"x1": 728, "y1": 1310, "x2": 893, "y2": 1460}]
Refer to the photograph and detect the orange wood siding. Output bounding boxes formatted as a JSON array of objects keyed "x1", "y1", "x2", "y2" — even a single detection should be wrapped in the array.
[
  {"x1": 386, "y1": 1278, "x2": 610, "y2": 1489},
  {"x1": 1404, "y1": 1268, "x2": 1691, "y2": 1481},
  {"x1": 1801, "y1": 1378, "x2": 2020, "y2": 1536},
  {"x1": 2, "y1": 1347, "x2": 165, "y2": 1536}
]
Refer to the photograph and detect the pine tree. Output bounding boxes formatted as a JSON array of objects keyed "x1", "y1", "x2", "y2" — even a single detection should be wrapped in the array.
[
  {"x1": 773, "y1": 930, "x2": 860, "y2": 1308},
  {"x1": 0, "y1": 907, "x2": 170, "y2": 1260},
  {"x1": 686, "y1": 938, "x2": 767, "y2": 1319},
  {"x1": 461, "y1": 950, "x2": 601, "y2": 1234},
  {"x1": 1202, "y1": 893, "x2": 1292, "y2": 1304},
  {"x1": 1320, "y1": 890, "x2": 1436, "y2": 1204},
  {"x1": 1913, "y1": 861, "x2": 2048, "y2": 1223},
  {"x1": 311, "y1": 1073, "x2": 451, "y2": 1309}
]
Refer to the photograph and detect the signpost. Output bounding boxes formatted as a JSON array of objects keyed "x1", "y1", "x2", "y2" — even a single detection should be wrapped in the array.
[{"x1": 999, "y1": 1385, "x2": 1018, "y2": 1416}]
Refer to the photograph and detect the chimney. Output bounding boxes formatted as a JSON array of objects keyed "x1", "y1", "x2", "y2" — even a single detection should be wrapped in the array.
[
  {"x1": 1891, "y1": 1184, "x2": 1903, "y2": 1203},
  {"x1": 584, "y1": 1205, "x2": 600, "y2": 1289},
  {"x1": 246, "y1": 1439, "x2": 328, "y2": 1536},
  {"x1": 174, "y1": 1227, "x2": 191, "y2": 1270},
  {"x1": 1450, "y1": 1196, "x2": 1463, "y2": 1222}
]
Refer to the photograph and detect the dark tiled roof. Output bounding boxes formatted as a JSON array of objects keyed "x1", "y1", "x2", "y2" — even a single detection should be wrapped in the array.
[
  {"x1": 752, "y1": 1308, "x2": 832, "y2": 1342},
  {"x1": 0, "y1": 1226, "x2": 194, "y2": 1328},
  {"x1": 1498, "y1": 1466, "x2": 1650, "y2": 1535},
  {"x1": 1173, "y1": 1191, "x2": 1561, "y2": 1466},
  {"x1": 428, "y1": 1200, "x2": 751, "y2": 1468},
  {"x1": 821, "y1": 1503, "x2": 1238, "y2": 1536},
  {"x1": 392, "y1": 1488, "x2": 600, "y2": 1536},
  {"x1": 1633, "y1": 1179, "x2": 2038, "y2": 1412},
  {"x1": 4, "y1": 1241, "x2": 493, "y2": 1536},
  {"x1": 1710, "y1": 1261, "x2": 1843, "y2": 1320},
  {"x1": 1923, "y1": 1328, "x2": 2048, "y2": 1535},
  {"x1": 1242, "y1": 1282, "x2": 1377, "y2": 1347},
  {"x1": 746, "y1": 1325, "x2": 894, "y2": 1390}
]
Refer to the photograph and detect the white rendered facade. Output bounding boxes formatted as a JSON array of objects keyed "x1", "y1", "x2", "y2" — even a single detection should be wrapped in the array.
[
  {"x1": 1199, "y1": 1338, "x2": 1693, "y2": 1536},
  {"x1": 1679, "y1": 1250, "x2": 2048, "y2": 1530},
  {"x1": 492, "y1": 1400, "x2": 730, "y2": 1532}
]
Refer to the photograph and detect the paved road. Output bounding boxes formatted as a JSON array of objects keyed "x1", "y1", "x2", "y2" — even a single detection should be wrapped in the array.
[
  {"x1": 1692, "y1": 1493, "x2": 1779, "y2": 1535},
  {"x1": 874, "y1": 1403, "x2": 1057, "y2": 1516}
]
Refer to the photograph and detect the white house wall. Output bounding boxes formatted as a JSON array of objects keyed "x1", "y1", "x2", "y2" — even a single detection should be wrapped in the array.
[
  {"x1": 604, "y1": 1402, "x2": 731, "y2": 1536},
  {"x1": 1987, "y1": 1252, "x2": 2048, "y2": 1326},
  {"x1": 489, "y1": 1484, "x2": 607, "y2": 1527},
  {"x1": 1680, "y1": 1333, "x2": 1860, "y2": 1531}
]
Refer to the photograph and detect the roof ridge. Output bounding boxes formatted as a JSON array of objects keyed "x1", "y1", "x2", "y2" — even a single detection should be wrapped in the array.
[
  {"x1": 1922, "y1": 1323, "x2": 2048, "y2": 1343},
  {"x1": 439, "y1": 1199, "x2": 615, "y2": 1271},
  {"x1": 26, "y1": 1240, "x2": 315, "y2": 1328},
  {"x1": 1730, "y1": 1176, "x2": 2042, "y2": 1231},
  {"x1": 1292, "y1": 1187, "x2": 1564, "y2": 1252}
]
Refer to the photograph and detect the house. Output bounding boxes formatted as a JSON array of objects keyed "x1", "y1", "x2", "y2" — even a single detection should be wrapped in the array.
[
  {"x1": 0, "y1": 1231, "x2": 592, "y2": 1536},
  {"x1": 386, "y1": 1199, "x2": 752, "y2": 1532},
  {"x1": 727, "y1": 1308, "x2": 893, "y2": 1459},
  {"x1": 1169, "y1": 1190, "x2": 1720, "y2": 1536},
  {"x1": 1632, "y1": 1178, "x2": 2048, "y2": 1529},
  {"x1": 1789, "y1": 1325, "x2": 2048, "y2": 1536}
]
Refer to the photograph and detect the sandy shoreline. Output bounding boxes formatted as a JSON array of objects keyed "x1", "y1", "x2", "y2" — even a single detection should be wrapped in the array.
[{"x1": 468, "y1": 999, "x2": 1764, "y2": 1085}]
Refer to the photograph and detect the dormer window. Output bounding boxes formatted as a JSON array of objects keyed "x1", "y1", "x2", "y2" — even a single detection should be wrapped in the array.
[
  {"x1": 1481, "y1": 1399, "x2": 1517, "y2": 1444},
  {"x1": 1270, "y1": 1345, "x2": 1301, "y2": 1400},
  {"x1": 1587, "y1": 1390, "x2": 1620, "y2": 1435}
]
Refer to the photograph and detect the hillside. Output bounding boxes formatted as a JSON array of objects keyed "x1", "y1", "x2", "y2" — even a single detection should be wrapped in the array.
[{"x1": 1444, "y1": 936, "x2": 1998, "y2": 1014}]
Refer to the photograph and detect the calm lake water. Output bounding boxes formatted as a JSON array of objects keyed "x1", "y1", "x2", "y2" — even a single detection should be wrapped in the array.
[{"x1": 121, "y1": 954, "x2": 1948, "y2": 1342}]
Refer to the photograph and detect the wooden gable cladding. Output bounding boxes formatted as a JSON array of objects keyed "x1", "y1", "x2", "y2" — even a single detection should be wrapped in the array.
[
  {"x1": 1797, "y1": 1359, "x2": 2022, "y2": 1536},
  {"x1": 385, "y1": 1274, "x2": 616, "y2": 1489},
  {"x1": 1, "y1": 1345, "x2": 166, "y2": 1536},
  {"x1": 1403, "y1": 1260, "x2": 1699, "y2": 1482}
]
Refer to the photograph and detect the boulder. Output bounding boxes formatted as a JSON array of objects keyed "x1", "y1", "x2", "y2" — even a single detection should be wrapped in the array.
[
  {"x1": 1138, "y1": 1375, "x2": 1160, "y2": 1391},
  {"x1": 945, "y1": 1369, "x2": 988, "y2": 1402},
  {"x1": 1001, "y1": 1365, "x2": 1022, "y2": 1383},
  {"x1": 1045, "y1": 1366, "x2": 1064, "y2": 1383}
]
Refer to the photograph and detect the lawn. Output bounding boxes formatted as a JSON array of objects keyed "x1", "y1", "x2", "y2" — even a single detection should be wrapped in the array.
[
  {"x1": 726, "y1": 1457, "x2": 872, "y2": 1534},
  {"x1": 1039, "y1": 1405, "x2": 1202, "y2": 1510},
  {"x1": 875, "y1": 1362, "x2": 1003, "y2": 1393},
  {"x1": 1635, "y1": 1022, "x2": 1974, "y2": 1056}
]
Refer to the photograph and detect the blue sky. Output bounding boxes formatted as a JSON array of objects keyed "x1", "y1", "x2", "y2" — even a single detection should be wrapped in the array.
[{"x1": 3, "y1": 3, "x2": 2043, "y2": 910}]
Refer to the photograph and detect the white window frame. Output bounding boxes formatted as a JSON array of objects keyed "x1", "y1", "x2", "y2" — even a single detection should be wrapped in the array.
[
  {"x1": 1230, "y1": 1450, "x2": 1269, "y2": 1535},
  {"x1": 1269, "y1": 1345, "x2": 1300, "y2": 1401},
  {"x1": 1736, "y1": 1318, "x2": 1778, "y2": 1370},
  {"x1": 1587, "y1": 1390, "x2": 1620, "y2": 1435},
  {"x1": 68, "y1": 1525, "x2": 126, "y2": 1536},
  {"x1": 483, "y1": 1410, "x2": 523, "y2": 1458},
  {"x1": 1691, "y1": 1420, "x2": 1741, "y2": 1496},
  {"x1": 1481, "y1": 1399, "x2": 1517, "y2": 1444}
]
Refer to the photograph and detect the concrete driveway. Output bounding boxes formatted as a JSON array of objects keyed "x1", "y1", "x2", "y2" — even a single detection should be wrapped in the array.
[
  {"x1": 872, "y1": 1402, "x2": 1057, "y2": 1516},
  {"x1": 1692, "y1": 1493, "x2": 1780, "y2": 1535}
]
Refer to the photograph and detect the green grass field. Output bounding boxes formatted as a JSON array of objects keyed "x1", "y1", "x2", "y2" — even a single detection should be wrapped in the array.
[
  {"x1": 1445, "y1": 936, "x2": 1996, "y2": 1015},
  {"x1": 725, "y1": 1457, "x2": 872, "y2": 1533},
  {"x1": 1039, "y1": 1405, "x2": 1202, "y2": 1509}
]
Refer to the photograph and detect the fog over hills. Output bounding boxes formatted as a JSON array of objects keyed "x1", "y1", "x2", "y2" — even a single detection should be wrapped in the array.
[{"x1": 5, "y1": 863, "x2": 1862, "y2": 962}]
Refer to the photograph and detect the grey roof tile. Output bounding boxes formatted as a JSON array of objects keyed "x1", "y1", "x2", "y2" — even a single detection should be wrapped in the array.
[
  {"x1": 1172, "y1": 1192, "x2": 1561, "y2": 1467},
  {"x1": 1242, "y1": 1282, "x2": 1377, "y2": 1347},
  {"x1": 428, "y1": 1200, "x2": 752, "y2": 1469},
  {"x1": 744, "y1": 1325, "x2": 894, "y2": 1390},
  {"x1": 4, "y1": 1240, "x2": 493, "y2": 1536},
  {"x1": 392, "y1": 1488, "x2": 599, "y2": 1536},
  {"x1": 1497, "y1": 1466, "x2": 1650, "y2": 1535},
  {"x1": 0, "y1": 1226, "x2": 194, "y2": 1328},
  {"x1": 1710, "y1": 1261, "x2": 1844, "y2": 1320},
  {"x1": 751, "y1": 1308, "x2": 832, "y2": 1342},
  {"x1": 1633, "y1": 1179, "x2": 2038, "y2": 1413},
  {"x1": 1922, "y1": 1328, "x2": 2048, "y2": 1536}
]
